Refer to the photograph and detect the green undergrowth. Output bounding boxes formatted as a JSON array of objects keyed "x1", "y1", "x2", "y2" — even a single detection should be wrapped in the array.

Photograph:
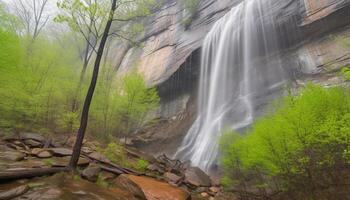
[
  {"x1": 220, "y1": 84, "x2": 350, "y2": 199},
  {"x1": 339, "y1": 67, "x2": 350, "y2": 80},
  {"x1": 97, "y1": 142, "x2": 149, "y2": 172}
]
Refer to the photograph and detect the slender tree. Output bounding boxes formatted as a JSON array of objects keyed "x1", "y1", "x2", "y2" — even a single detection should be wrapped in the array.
[
  {"x1": 69, "y1": 0, "x2": 117, "y2": 169},
  {"x1": 13, "y1": 0, "x2": 50, "y2": 39},
  {"x1": 56, "y1": 0, "x2": 110, "y2": 112}
]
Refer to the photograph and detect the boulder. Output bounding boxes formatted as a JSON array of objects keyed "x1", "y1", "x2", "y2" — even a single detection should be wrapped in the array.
[
  {"x1": 37, "y1": 151, "x2": 52, "y2": 158},
  {"x1": 125, "y1": 175, "x2": 191, "y2": 200},
  {"x1": 147, "y1": 164, "x2": 164, "y2": 173},
  {"x1": 99, "y1": 171, "x2": 116, "y2": 182},
  {"x1": 19, "y1": 133, "x2": 45, "y2": 143},
  {"x1": 3, "y1": 134, "x2": 19, "y2": 142},
  {"x1": 88, "y1": 152, "x2": 110, "y2": 163},
  {"x1": 113, "y1": 174, "x2": 147, "y2": 200},
  {"x1": 184, "y1": 167, "x2": 211, "y2": 187},
  {"x1": 49, "y1": 148, "x2": 72, "y2": 156},
  {"x1": 81, "y1": 147, "x2": 93, "y2": 154},
  {"x1": 201, "y1": 192, "x2": 209, "y2": 197},
  {"x1": 0, "y1": 151, "x2": 25, "y2": 161},
  {"x1": 164, "y1": 172, "x2": 182, "y2": 184},
  {"x1": 0, "y1": 185, "x2": 29, "y2": 199},
  {"x1": 50, "y1": 156, "x2": 90, "y2": 167},
  {"x1": 209, "y1": 186, "x2": 220, "y2": 193},
  {"x1": 31, "y1": 148, "x2": 44, "y2": 155},
  {"x1": 81, "y1": 163, "x2": 101, "y2": 182},
  {"x1": 24, "y1": 139, "x2": 43, "y2": 148}
]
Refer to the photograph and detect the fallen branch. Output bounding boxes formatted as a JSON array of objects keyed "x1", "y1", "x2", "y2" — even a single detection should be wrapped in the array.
[
  {"x1": 100, "y1": 165, "x2": 124, "y2": 175},
  {"x1": 0, "y1": 167, "x2": 68, "y2": 181},
  {"x1": 84, "y1": 153, "x2": 143, "y2": 176}
]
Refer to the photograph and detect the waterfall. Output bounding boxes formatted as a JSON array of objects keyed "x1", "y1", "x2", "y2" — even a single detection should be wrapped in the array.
[{"x1": 174, "y1": 0, "x2": 293, "y2": 172}]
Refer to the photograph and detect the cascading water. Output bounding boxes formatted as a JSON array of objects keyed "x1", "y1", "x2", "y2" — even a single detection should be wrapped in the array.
[{"x1": 174, "y1": 0, "x2": 294, "y2": 172}]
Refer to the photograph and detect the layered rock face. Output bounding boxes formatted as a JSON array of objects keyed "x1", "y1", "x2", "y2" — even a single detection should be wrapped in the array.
[
  {"x1": 117, "y1": 0, "x2": 241, "y2": 118},
  {"x1": 115, "y1": 0, "x2": 350, "y2": 154}
]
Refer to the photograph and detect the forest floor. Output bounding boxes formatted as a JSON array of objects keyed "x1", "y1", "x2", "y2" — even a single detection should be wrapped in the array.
[{"x1": 0, "y1": 132, "x2": 235, "y2": 200}]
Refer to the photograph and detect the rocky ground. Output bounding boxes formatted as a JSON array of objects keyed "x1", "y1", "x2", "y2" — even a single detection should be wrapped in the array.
[{"x1": 0, "y1": 132, "x2": 235, "y2": 200}]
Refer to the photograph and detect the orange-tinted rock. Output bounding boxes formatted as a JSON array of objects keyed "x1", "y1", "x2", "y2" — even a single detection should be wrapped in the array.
[
  {"x1": 113, "y1": 174, "x2": 147, "y2": 200},
  {"x1": 125, "y1": 175, "x2": 191, "y2": 200}
]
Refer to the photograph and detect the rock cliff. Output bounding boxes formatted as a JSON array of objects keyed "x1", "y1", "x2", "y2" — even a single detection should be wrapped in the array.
[{"x1": 114, "y1": 0, "x2": 350, "y2": 154}]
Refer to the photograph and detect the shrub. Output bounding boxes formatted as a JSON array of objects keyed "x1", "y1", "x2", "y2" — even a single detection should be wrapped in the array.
[
  {"x1": 340, "y1": 67, "x2": 350, "y2": 80},
  {"x1": 134, "y1": 159, "x2": 149, "y2": 171},
  {"x1": 220, "y1": 84, "x2": 350, "y2": 199},
  {"x1": 181, "y1": 0, "x2": 199, "y2": 28},
  {"x1": 97, "y1": 142, "x2": 126, "y2": 164}
]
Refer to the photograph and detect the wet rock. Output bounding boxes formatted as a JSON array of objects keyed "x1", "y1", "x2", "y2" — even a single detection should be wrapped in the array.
[
  {"x1": 147, "y1": 164, "x2": 164, "y2": 173},
  {"x1": 185, "y1": 167, "x2": 211, "y2": 187},
  {"x1": 164, "y1": 172, "x2": 182, "y2": 184},
  {"x1": 36, "y1": 151, "x2": 52, "y2": 158},
  {"x1": 31, "y1": 148, "x2": 44, "y2": 155},
  {"x1": 81, "y1": 163, "x2": 101, "y2": 182},
  {"x1": 211, "y1": 177, "x2": 221, "y2": 186},
  {"x1": 9, "y1": 143, "x2": 30, "y2": 153},
  {"x1": 81, "y1": 147, "x2": 93, "y2": 154},
  {"x1": 20, "y1": 133, "x2": 45, "y2": 143},
  {"x1": 209, "y1": 186, "x2": 220, "y2": 193},
  {"x1": 49, "y1": 148, "x2": 72, "y2": 156},
  {"x1": 125, "y1": 175, "x2": 191, "y2": 200},
  {"x1": 0, "y1": 151, "x2": 25, "y2": 161},
  {"x1": 201, "y1": 192, "x2": 209, "y2": 197},
  {"x1": 20, "y1": 187, "x2": 62, "y2": 200},
  {"x1": 24, "y1": 139, "x2": 43, "y2": 148},
  {"x1": 113, "y1": 174, "x2": 147, "y2": 200},
  {"x1": 0, "y1": 185, "x2": 29, "y2": 199},
  {"x1": 195, "y1": 187, "x2": 208, "y2": 193}
]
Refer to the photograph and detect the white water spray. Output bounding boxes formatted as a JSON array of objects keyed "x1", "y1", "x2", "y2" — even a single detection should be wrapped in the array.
[{"x1": 174, "y1": 0, "x2": 290, "y2": 172}]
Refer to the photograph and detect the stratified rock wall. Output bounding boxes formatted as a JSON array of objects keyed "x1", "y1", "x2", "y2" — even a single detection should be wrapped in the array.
[{"x1": 114, "y1": 0, "x2": 350, "y2": 121}]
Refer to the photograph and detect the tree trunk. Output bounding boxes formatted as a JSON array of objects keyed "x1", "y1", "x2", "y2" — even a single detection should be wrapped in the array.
[
  {"x1": 69, "y1": 0, "x2": 118, "y2": 170},
  {"x1": 0, "y1": 168, "x2": 67, "y2": 181}
]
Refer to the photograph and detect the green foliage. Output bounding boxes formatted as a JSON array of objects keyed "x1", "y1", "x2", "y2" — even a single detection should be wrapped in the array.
[
  {"x1": 0, "y1": 33, "x2": 80, "y2": 132},
  {"x1": 181, "y1": 0, "x2": 199, "y2": 28},
  {"x1": 0, "y1": 1, "x2": 159, "y2": 143},
  {"x1": 96, "y1": 174, "x2": 110, "y2": 188},
  {"x1": 88, "y1": 72, "x2": 159, "y2": 140},
  {"x1": 115, "y1": 73, "x2": 160, "y2": 134},
  {"x1": 43, "y1": 158, "x2": 55, "y2": 167},
  {"x1": 134, "y1": 159, "x2": 149, "y2": 171},
  {"x1": 335, "y1": 36, "x2": 350, "y2": 49},
  {"x1": 73, "y1": 174, "x2": 82, "y2": 181},
  {"x1": 220, "y1": 84, "x2": 350, "y2": 198},
  {"x1": 339, "y1": 67, "x2": 350, "y2": 80},
  {"x1": 97, "y1": 142, "x2": 126, "y2": 164},
  {"x1": 0, "y1": 3, "x2": 18, "y2": 31},
  {"x1": 97, "y1": 142, "x2": 149, "y2": 171}
]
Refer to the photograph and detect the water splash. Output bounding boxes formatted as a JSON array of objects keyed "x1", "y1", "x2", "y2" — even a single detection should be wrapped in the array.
[{"x1": 174, "y1": 0, "x2": 292, "y2": 172}]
